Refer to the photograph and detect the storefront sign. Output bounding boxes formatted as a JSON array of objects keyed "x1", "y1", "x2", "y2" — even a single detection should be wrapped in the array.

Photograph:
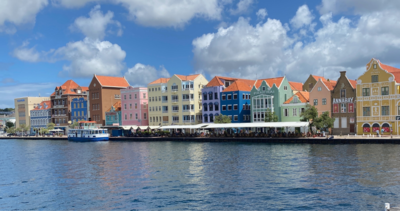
[
  {"x1": 333, "y1": 97, "x2": 353, "y2": 104},
  {"x1": 350, "y1": 117, "x2": 355, "y2": 123},
  {"x1": 348, "y1": 103, "x2": 354, "y2": 113},
  {"x1": 112, "y1": 123, "x2": 119, "y2": 126},
  {"x1": 333, "y1": 104, "x2": 339, "y2": 113},
  {"x1": 17, "y1": 99, "x2": 25, "y2": 102}
]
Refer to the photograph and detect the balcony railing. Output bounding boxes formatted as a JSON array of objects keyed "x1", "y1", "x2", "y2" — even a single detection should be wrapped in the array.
[
  {"x1": 172, "y1": 120, "x2": 179, "y2": 123},
  {"x1": 162, "y1": 100, "x2": 168, "y2": 103},
  {"x1": 55, "y1": 95, "x2": 62, "y2": 99},
  {"x1": 52, "y1": 114, "x2": 67, "y2": 118},
  {"x1": 53, "y1": 105, "x2": 66, "y2": 108},
  {"x1": 172, "y1": 89, "x2": 178, "y2": 92},
  {"x1": 162, "y1": 110, "x2": 168, "y2": 113},
  {"x1": 172, "y1": 99, "x2": 179, "y2": 103},
  {"x1": 172, "y1": 110, "x2": 179, "y2": 113},
  {"x1": 182, "y1": 99, "x2": 189, "y2": 101}
]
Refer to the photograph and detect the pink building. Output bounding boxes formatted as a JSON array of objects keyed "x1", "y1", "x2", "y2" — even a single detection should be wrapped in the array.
[{"x1": 121, "y1": 86, "x2": 149, "y2": 126}]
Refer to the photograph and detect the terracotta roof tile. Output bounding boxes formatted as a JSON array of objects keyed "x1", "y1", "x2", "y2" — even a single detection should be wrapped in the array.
[
  {"x1": 32, "y1": 101, "x2": 51, "y2": 110},
  {"x1": 322, "y1": 80, "x2": 337, "y2": 91},
  {"x1": 255, "y1": 77, "x2": 284, "y2": 89},
  {"x1": 349, "y1": 80, "x2": 357, "y2": 89},
  {"x1": 283, "y1": 91, "x2": 309, "y2": 104},
  {"x1": 381, "y1": 63, "x2": 400, "y2": 73},
  {"x1": 206, "y1": 77, "x2": 224, "y2": 87},
  {"x1": 222, "y1": 80, "x2": 252, "y2": 92},
  {"x1": 289, "y1": 81, "x2": 303, "y2": 91},
  {"x1": 312, "y1": 75, "x2": 327, "y2": 82},
  {"x1": 391, "y1": 72, "x2": 400, "y2": 83},
  {"x1": 54, "y1": 80, "x2": 88, "y2": 95},
  {"x1": 96, "y1": 75, "x2": 130, "y2": 87},
  {"x1": 107, "y1": 101, "x2": 121, "y2": 112},
  {"x1": 175, "y1": 74, "x2": 200, "y2": 81},
  {"x1": 149, "y1": 78, "x2": 170, "y2": 85},
  {"x1": 206, "y1": 76, "x2": 255, "y2": 87}
]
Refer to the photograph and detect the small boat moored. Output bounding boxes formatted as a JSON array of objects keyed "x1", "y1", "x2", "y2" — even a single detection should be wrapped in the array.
[{"x1": 68, "y1": 121, "x2": 109, "y2": 142}]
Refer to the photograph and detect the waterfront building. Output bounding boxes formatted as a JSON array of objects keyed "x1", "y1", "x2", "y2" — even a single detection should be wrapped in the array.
[
  {"x1": 148, "y1": 74, "x2": 208, "y2": 126},
  {"x1": 50, "y1": 80, "x2": 88, "y2": 132},
  {"x1": 303, "y1": 75, "x2": 327, "y2": 92},
  {"x1": 356, "y1": 58, "x2": 400, "y2": 135},
  {"x1": 309, "y1": 78, "x2": 337, "y2": 116},
  {"x1": 14, "y1": 96, "x2": 50, "y2": 128},
  {"x1": 88, "y1": 75, "x2": 130, "y2": 125},
  {"x1": 289, "y1": 81, "x2": 303, "y2": 94},
  {"x1": 30, "y1": 101, "x2": 51, "y2": 133},
  {"x1": 71, "y1": 98, "x2": 88, "y2": 122},
  {"x1": 202, "y1": 76, "x2": 254, "y2": 123},
  {"x1": 250, "y1": 76, "x2": 293, "y2": 122},
  {"x1": 121, "y1": 86, "x2": 149, "y2": 126},
  {"x1": 281, "y1": 91, "x2": 309, "y2": 122},
  {"x1": 105, "y1": 101, "x2": 122, "y2": 126},
  {"x1": 0, "y1": 113, "x2": 16, "y2": 130},
  {"x1": 331, "y1": 71, "x2": 357, "y2": 135},
  {"x1": 220, "y1": 80, "x2": 255, "y2": 123}
]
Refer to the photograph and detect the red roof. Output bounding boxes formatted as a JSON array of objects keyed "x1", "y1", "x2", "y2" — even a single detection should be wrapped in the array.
[
  {"x1": 289, "y1": 81, "x2": 303, "y2": 91},
  {"x1": 175, "y1": 74, "x2": 200, "y2": 81},
  {"x1": 107, "y1": 101, "x2": 121, "y2": 112},
  {"x1": 349, "y1": 80, "x2": 357, "y2": 89},
  {"x1": 222, "y1": 80, "x2": 253, "y2": 92},
  {"x1": 149, "y1": 78, "x2": 170, "y2": 85},
  {"x1": 322, "y1": 80, "x2": 337, "y2": 91},
  {"x1": 32, "y1": 100, "x2": 51, "y2": 110},
  {"x1": 379, "y1": 62, "x2": 400, "y2": 83},
  {"x1": 54, "y1": 80, "x2": 88, "y2": 95},
  {"x1": 284, "y1": 91, "x2": 309, "y2": 104},
  {"x1": 312, "y1": 75, "x2": 327, "y2": 82},
  {"x1": 96, "y1": 75, "x2": 130, "y2": 87},
  {"x1": 254, "y1": 77, "x2": 284, "y2": 89}
]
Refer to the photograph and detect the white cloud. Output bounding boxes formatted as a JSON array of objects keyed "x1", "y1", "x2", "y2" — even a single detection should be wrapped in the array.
[
  {"x1": 318, "y1": 0, "x2": 400, "y2": 15},
  {"x1": 192, "y1": 4, "x2": 400, "y2": 83},
  {"x1": 230, "y1": 0, "x2": 253, "y2": 15},
  {"x1": 256, "y1": 8, "x2": 267, "y2": 20},
  {"x1": 0, "y1": 0, "x2": 48, "y2": 33},
  {"x1": 55, "y1": 38, "x2": 126, "y2": 77},
  {"x1": 70, "y1": 5, "x2": 123, "y2": 40},
  {"x1": 51, "y1": 0, "x2": 100, "y2": 8},
  {"x1": 12, "y1": 42, "x2": 41, "y2": 62},
  {"x1": 290, "y1": 5, "x2": 314, "y2": 29},
  {"x1": 124, "y1": 63, "x2": 170, "y2": 86}
]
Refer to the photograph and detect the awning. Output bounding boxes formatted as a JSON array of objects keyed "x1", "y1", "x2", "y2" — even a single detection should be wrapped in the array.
[
  {"x1": 160, "y1": 124, "x2": 209, "y2": 129},
  {"x1": 204, "y1": 122, "x2": 309, "y2": 129},
  {"x1": 121, "y1": 125, "x2": 138, "y2": 130},
  {"x1": 137, "y1": 126, "x2": 160, "y2": 130}
]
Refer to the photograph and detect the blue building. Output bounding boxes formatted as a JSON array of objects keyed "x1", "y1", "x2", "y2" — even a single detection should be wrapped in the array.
[
  {"x1": 71, "y1": 98, "x2": 88, "y2": 122},
  {"x1": 220, "y1": 80, "x2": 253, "y2": 123},
  {"x1": 30, "y1": 100, "x2": 51, "y2": 133}
]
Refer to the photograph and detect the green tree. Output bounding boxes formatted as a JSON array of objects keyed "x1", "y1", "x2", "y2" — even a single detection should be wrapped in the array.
[
  {"x1": 314, "y1": 111, "x2": 335, "y2": 134},
  {"x1": 6, "y1": 122, "x2": 14, "y2": 128},
  {"x1": 69, "y1": 121, "x2": 79, "y2": 129},
  {"x1": 6, "y1": 127, "x2": 16, "y2": 134},
  {"x1": 214, "y1": 115, "x2": 232, "y2": 123},
  {"x1": 41, "y1": 128, "x2": 49, "y2": 136},
  {"x1": 300, "y1": 104, "x2": 318, "y2": 134},
  {"x1": 264, "y1": 108, "x2": 278, "y2": 122},
  {"x1": 47, "y1": 122, "x2": 55, "y2": 130}
]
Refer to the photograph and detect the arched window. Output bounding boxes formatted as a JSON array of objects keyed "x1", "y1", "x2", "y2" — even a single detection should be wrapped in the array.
[
  {"x1": 372, "y1": 123, "x2": 380, "y2": 133},
  {"x1": 209, "y1": 114, "x2": 214, "y2": 122},
  {"x1": 382, "y1": 123, "x2": 390, "y2": 133},
  {"x1": 203, "y1": 113, "x2": 208, "y2": 122},
  {"x1": 203, "y1": 103, "x2": 208, "y2": 111},
  {"x1": 362, "y1": 123, "x2": 370, "y2": 133},
  {"x1": 209, "y1": 103, "x2": 213, "y2": 111}
]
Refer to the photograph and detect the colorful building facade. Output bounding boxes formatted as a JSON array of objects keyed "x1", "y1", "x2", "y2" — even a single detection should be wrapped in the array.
[
  {"x1": 71, "y1": 98, "x2": 88, "y2": 122},
  {"x1": 121, "y1": 86, "x2": 149, "y2": 126},
  {"x1": 251, "y1": 77, "x2": 293, "y2": 122},
  {"x1": 148, "y1": 74, "x2": 208, "y2": 126},
  {"x1": 220, "y1": 80, "x2": 254, "y2": 123},
  {"x1": 331, "y1": 71, "x2": 357, "y2": 135},
  {"x1": 105, "y1": 101, "x2": 122, "y2": 126},
  {"x1": 30, "y1": 100, "x2": 51, "y2": 133},
  {"x1": 309, "y1": 78, "x2": 336, "y2": 116},
  {"x1": 14, "y1": 96, "x2": 50, "y2": 128},
  {"x1": 356, "y1": 58, "x2": 400, "y2": 135},
  {"x1": 281, "y1": 91, "x2": 309, "y2": 122}
]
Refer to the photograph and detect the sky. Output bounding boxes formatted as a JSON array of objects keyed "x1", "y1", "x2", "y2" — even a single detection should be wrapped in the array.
[{"x1": 1, "y1": 0, "x2": 400, "y2": 108}]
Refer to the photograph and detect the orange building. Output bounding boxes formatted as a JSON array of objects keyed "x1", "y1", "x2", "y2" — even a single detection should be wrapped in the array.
[{"x1": 309, "y1": 79, "x2": 337, "y2": 116}]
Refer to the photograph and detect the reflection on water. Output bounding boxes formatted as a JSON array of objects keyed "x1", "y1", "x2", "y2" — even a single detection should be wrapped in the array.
[{"x1": 1, "y1": 140, "x2": 400, "y2": 210}]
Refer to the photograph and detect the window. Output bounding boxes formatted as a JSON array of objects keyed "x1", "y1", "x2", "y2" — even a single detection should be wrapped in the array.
[
  {"x1": 209, "y1": 104, "x2": 213, "y2": 111},
  {"x1": 203, "y1": 93, "x2": 207, "y2": 101},
  {"x1": 204, "y1": 116, "x2": 208, "y2": 122},
  {"x1": 262, "y1": 87, "x2": 266, "y2": 91},
  {"x1": 152, "y1": 88, "x2": 154, "y2": 91},
  {"x1": 284, "y1": 86, "x2": 287, "y2": 90},
  {"x1": 322, "y1": 98, "x2": 327, "y2": 105},
  {"x1": 341, "y1": 117, "x2": 347, "y2": 128},
  {"x1": 172, "y1": 116, "x2": 179, "y2": 122},
  {"x1": 222, "y1": 105, "x2": 226, "y2": 111},
  {"x1": 398, "y1": 106, "x2": 400, "y2": 115},
  {"x1": 222, "y1": 95, "x2": 226, "y2": 100},
  {"x1": 363, "y1": 107, "x2": 370, "y2": 116},
  {"x1": 171, "y1": 84, "x2": 178, "y2": 91},
  {"x1": 144, "y1": 113, "x2": 147, "y2": 119},
  {"x1": 228, "y1": 105, "x2": 232, "y2": 110},
  {"x1": 340, "y1": 89, "x2": 346, "y2": 98},
  {"x1": 135, "y1": 113, "x2": 138, "y2": 119},
  {"x1": 313, "y1": 99, "x2": 318, "y2": 106},
  {"x1": 373, "y1": 64, "x2": 377, "y2": 69},
  {"x1": 293, "y1": 108, "x2": 297, "y2": 116},
  {"x1": 371, "y1": 75, "x2": 378, "y2": 83},
  {"x1": 204, "y1": 104, "x2": 208, "y2": 111},
  {"x1": 129, "y1": 94, "x2": 132, "y2": 99},
  {"x1": 215, "y1": 104, "x2": 219, "y2": 111},
  {"x1": 130, "y1": 104, "x2": 132, "y2": 109},
  {"x1": 381, "y1": 86, "x2": 389, "y2": 95},
  {"x1": 382, "y1": 106, "x2": 389, "y2": 116},
  {"x1": 227, "y1": 94, "x2": 232, "y2": 100},
  {"x1": 341, "y1": 104, "x2": 347, "y2": 113},
  {"x1": 228, "y1": 115, "x2": 232, "y2": 120},
  {"x1": 233, "y1": 93, "x2": 237, "y2": 100},
  {"x1": 334, "y1": 118, "x2": 339, "y2": 128},
  {"x1": 318, "y1": 87, "x2": 321, "y2": 91},
  {"x1": 234, "y1": 115, "x2": 238, "y2": 121},
  {"x1": 135, "y1": 94, "x2": 137, "y2": 99},
  {"x1": 135, "y1": 103, "x2": 138, "y2": 109},
  {"x1": 143, "y1": 93, "x2": 146, "y2": 99},
  {"x1": 172, "y1": 106, "x2": 179, "y2": 112},
  {"x1": 284, "y1": 109, "x2": 288, "y2": 117},
  {"x1": 124, "y1": 95, "x2": 126, "y2": 100},
  {"x1": 233, "y1": 104, "x2": 238, "y2": 110},
  {"x1": 125, "y1": 114, "x2": 127, "y2": 120},
  {"x1": 124, "y1": 104, "x2": 127, "y2": 110},
  {"x1": 209, "y1": 93, "x2": 213, "y2": 100},
  {"x1": 362, "y1": 88, "x2": 370, "y2": 96},
  {"x1": 130, "y1": 114, "x2": 132, "y2": 119},
  {"x1": 243, "y1": 94, "x2": 245, "y2": 99}
]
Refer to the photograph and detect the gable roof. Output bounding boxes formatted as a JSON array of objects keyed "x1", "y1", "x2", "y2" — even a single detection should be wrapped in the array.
[
  {"x1": 349, "y1": 79, "x2": 357, "y2": 89},
  {"x1": 107, "y1": 101, "x2": 121, "y2": 112},
  {"x1": 175, "y1": 74, "x2": 200, "y2": 81},
  {"x1": 95, "y1": 75, "x2": 130, "y2": 88},
  {"x1": 289, "y1": 81, "x2": 303, "y2": 91},
  {"x1": 54, "y1": 80, "x2": 88, "y2": 95},
  {"x1": 283, "y1": 91, "x2": 310, "y2": 104},
  {"x1": 379, "y1": 62, "x2": 400, "y2": 83},
  {"x1": 222, "y1": 80, "x2": 253, "y2": 92},
  {"x1": 206, "y1": 76, "x2": 235, "y2": 87},
  {"x1": 32, "y1": 100, "x2": 51, "y2": 110},
  {"x1": 149, "y1": 78, "x2": 170, "y2": 85},
  {"x1": 322, "y1": 80, "x2": 337, "y2": 91},
  {"x1": 312, "y1": 75, "x2": 327, "y2": 82},
  {"x1": 254, "y1": 77, "x2": 284, "y2": 89}
]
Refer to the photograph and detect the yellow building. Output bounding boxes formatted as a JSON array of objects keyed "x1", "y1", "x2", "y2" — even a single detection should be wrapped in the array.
[
  {"x1": 14, "y1": 96, "x2": 50, "y2": 128},
  {"x1": 148, "y1": 74, "x2": 208, "y2": 126},
  {"x1": 356, "y1": 58, "x2": 400, "y2": 135}
]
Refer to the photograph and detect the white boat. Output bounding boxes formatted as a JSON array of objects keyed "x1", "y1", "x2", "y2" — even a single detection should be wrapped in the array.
[{"x1": 68, "y1": 121, "x2": 109, "y2": 142}]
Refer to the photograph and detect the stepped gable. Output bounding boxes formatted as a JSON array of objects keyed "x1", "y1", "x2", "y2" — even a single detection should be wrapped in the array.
[
  {"x1": 289, "y1": 81, "x2": 303, "y2": 91},
  {"x1": 222, "y1": 80, "x2": 253, "y2": 92},
  {"x1": 96, "y1": 75, "x2": 130, "y2": 87},
  {"x1": 149, "y1": 78, "x2": 170, "y2": 85},
  {"x1": 254, "y1": 77, "x2": 284, "y2": 89},
  {"x1": 283, "y1": 91, "x2": 310, "y2": 104}
]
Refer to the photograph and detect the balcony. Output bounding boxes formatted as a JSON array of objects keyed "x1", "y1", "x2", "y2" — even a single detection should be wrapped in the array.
[
  {"x1": 183, "y1": 109, "x2": 195, "y2": 113},
  {"x1": 182, "y1": 88, "x2": 194, "y2": 92},
  {"x1": 172, "y1": 89, "x2": 178, "y2": 93},
  {"x1": 172, "y1": 110, "x2": 179, "y2": 113},
  {"x1": 52, "y1": 114, "x2": 67, "y2": 118},
  {"x1": 55, "y1": 95, "x2": 62, "y2": 99},
  {"x1": 162, "y1": 110, "x2": 169, "y2": 113},
  {"x1": 172, "y1": 120, "x2": 179, "y2": 123},
  {"x1": 172, "y1": 99, "x2": 179, "y2": 103},
  {"x1": 53, "y1": 105, "x2": 66, "y2": 108},
  {"x1": 162, "y1": 100, "x2": 168, "y2": 103}
]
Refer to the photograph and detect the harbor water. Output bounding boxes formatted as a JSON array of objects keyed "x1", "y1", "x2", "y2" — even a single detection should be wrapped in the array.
[{"x1": 1, "y1": 139, "x2": 399, "y2": 210}]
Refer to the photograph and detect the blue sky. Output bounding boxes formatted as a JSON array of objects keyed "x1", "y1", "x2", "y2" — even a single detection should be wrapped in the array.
[{"x1": 1, "y1": 0, "x2": 400, "y2": 108}]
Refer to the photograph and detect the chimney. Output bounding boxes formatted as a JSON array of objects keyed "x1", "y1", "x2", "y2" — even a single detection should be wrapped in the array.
[{"x1": 340, "y1": 71, "x2": 346, "y2": 77}]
